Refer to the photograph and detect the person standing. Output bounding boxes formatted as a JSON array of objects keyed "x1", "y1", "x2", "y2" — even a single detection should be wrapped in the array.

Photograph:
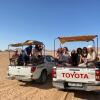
[
  {"x1": 24, "y1": 44, "x2": 33, "y2": 64},
  {"x1": 25, "y1": 44, "x2": 32, "y2": 56}
]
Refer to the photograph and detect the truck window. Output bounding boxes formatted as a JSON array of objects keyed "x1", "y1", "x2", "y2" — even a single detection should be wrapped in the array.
[
  {"x1": 50, "y1": 56, "x2": 55, "y2": 62},
  {"x1": 46, "y1": 56, "x2": 52, "y2": 62}
]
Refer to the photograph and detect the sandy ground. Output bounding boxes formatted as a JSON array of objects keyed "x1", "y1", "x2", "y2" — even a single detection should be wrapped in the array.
[{"x1": 0, "y1": 52, "x2": 100, "y2": 100}]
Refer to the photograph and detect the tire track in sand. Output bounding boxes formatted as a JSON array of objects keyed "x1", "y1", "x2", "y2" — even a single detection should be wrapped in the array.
[{"x1": 0, "y1": 82, "x2": 39, "y2": 100}]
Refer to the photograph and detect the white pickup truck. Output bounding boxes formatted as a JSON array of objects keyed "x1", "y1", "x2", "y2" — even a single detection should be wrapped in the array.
[
  {"x1": 7, "y1": 40, "x2": 55, "y2": 83},
  {"x1": 52, "y1": 35, "x2": 100, "y2": 91},
  {"x1": 52, "y1": 64, "x2": 100, "y2": 91},
  {"x1": 8, "y1": 55, "x2": 55, "y2": 83}
]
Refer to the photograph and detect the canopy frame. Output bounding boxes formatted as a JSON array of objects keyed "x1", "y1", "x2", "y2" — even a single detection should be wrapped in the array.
[
  {"x1": 58, "y1": 35, "x2": 97, "y2": 44},
  {"x1": 54, "y1": 35, "x2": 98, "y2": 58},
  {"x1": 9, "y1": 40, "x2": 43, "y2": 47},
  {"x1": 8, "y1": 40, "x2": 45, "y2": 60}
]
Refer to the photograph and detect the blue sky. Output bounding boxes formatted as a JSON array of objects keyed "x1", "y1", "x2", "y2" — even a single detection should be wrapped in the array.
[{"x1": 0, "y1": 0, "x2": 100, "y2": 50}]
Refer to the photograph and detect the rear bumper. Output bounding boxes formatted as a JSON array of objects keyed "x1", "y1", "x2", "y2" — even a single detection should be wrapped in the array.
[
  {"x1": 53, "y1": 81, "x2": 100, "y2": 91},
  {"x1": 7, "y1": 75, "x2": 33, "y2": 82}
]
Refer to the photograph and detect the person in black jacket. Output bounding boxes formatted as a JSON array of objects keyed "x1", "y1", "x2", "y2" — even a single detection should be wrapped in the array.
[
  {"x1": 71, "y1": 50, "x2": 78, "y2": 66},
  {"x1": 25, "y1": 44, "x2": 32, "y2": 56}
]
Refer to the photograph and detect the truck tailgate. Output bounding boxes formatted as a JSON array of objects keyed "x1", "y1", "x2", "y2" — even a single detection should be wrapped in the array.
[
  {"x1": 56, "y1": 67, "x2": 95, "y2": 83},
  {"x1": 8, "y1": 66, "x2": 32, "y2": 76}
]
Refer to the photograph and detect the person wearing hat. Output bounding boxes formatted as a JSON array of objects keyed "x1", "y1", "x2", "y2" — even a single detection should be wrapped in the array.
[{"x1": 86, "y1": 45, "x2": 97, "y2": 64}]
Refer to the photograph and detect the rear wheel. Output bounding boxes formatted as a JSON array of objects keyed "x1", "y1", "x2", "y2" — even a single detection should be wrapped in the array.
[{"x1": 39, "y1": 70, "x2": 47, "y2": 84}]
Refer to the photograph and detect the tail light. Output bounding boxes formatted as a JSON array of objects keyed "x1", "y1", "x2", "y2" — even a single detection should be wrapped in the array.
[
  {"x1": 95, "y1": 70, "x2": 100, "y2": 81},
  {"x1": 31, "y1": 67, "x2": 36, "y2": 72},
  {"x1": 52, "y1": 67, "x2": 56, "y2": 78}
]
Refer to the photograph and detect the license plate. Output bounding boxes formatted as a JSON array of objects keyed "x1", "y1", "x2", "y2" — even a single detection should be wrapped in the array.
[
  {"x1": 68, "y1": 82, "x2": 82, "y2": 87},
  {"x1": 15, "y1": 75, "x2": 25, "y2": 78},
  {"x1": 15, "y1": 75, "x2": 25, "y2": 77}
]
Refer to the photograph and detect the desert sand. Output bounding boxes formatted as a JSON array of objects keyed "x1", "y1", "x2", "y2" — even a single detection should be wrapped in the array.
[{"x1": 0, "y1": 52, "x2": 100, "y2": 100}]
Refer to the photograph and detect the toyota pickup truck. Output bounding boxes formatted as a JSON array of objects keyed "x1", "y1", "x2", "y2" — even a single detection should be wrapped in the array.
[
  {"x1": 7, "y1": 40, "x2": 55, "y2": 84},
  {"x1": 52, "y1": 35, "x2": 100, "y2": 91}
]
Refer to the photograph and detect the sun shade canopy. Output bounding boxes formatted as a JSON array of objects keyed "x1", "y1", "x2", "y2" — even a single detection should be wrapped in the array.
[
  {"x1": 58, "y1": 35, "x2": 97, "y2": 44},
  {"x1": 9, "y1": 40, "x2": 43, "y2": 47}
]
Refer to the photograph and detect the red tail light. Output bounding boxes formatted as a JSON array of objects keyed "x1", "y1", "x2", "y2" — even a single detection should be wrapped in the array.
[
  {"x1": 52, "y1": 67, "x2": 56, "y2": 78},
  {"x1": 95, "y1": 70, "x2": 100, "y2": 81},
  {"x1": 31, "y1": 67, "x2": 36, "y2": 72}
]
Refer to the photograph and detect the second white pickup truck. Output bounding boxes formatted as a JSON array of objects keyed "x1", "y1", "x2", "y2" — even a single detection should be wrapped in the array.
[
  {"x1": 8, "y1": 55, "x2": 54, "y2": 83},
  {"x1": 8, "y1": 55, "x2": 55, "y2": 83},
  {"x1": 7, "y1": 40, "x2": 55, "y2": 84}
]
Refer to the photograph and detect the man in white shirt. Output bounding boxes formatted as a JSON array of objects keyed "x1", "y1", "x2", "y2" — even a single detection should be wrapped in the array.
[{"x1": 87, "y1": 45, "x2": 96, "y2": 62}]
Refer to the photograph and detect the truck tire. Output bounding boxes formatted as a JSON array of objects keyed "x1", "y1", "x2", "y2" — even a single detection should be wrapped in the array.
[{"x1": 38, "y1": 70, "x2": 47, "y2": 84}]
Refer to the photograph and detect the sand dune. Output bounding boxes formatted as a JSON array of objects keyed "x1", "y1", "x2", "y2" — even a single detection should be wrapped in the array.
[{"x1": 0, "y1": 52, "x2": 100, "y2": 100}]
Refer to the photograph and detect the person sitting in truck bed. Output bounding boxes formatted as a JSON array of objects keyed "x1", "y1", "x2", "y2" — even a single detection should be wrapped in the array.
[
  {"x1": 62, "y1": 47, "x2": 71, "y2": 66},
  {"x1": 17, "y1": 50, "x2": 25, "y2": 66},
  {"x1": 77, "y1": 48, "x2": 82, "y2": 64},
  {"x1": 71, "y1": 49, "x2": 79, "y2": 66},
  {"x1": 86, "y1": 45, "x2": 97, "y2": 66},
  {"x1": 81, "y1": 47, "x2": 88, "y2": 63},
  {"x1": 34, "y1": 44, "x2": 43, "y2": 57},
  {"x1": 12, "y1": 50, "x2": 19, "y2": 59},
  {"x1": 10, "y1": 50, "x2": 19, "y2": 65},
  {"x1": 82, "y1": 47, "x2": 88, "y2": 58},
  {"x1": 78, "y1": 45, "x2": 97, "y2": 67},
  {"x1": 31, "y1": 44, "x2": 43, "y2": 65},
  {"x1": 56, "y1": 48, "x2": 63, "y2": 63}
]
